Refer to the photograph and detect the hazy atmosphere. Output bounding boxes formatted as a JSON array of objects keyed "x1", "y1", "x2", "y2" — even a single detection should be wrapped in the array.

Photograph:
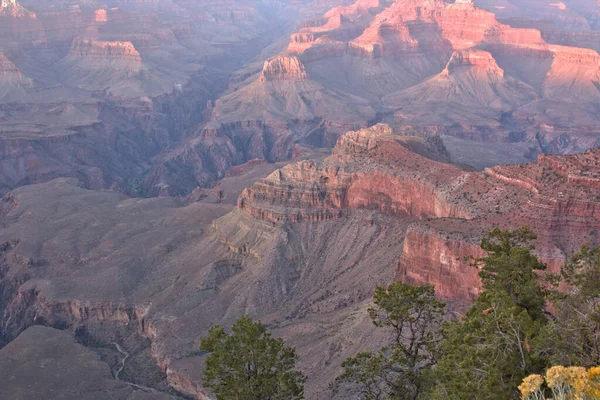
[{"x1": 0, "y1": 0, "x2": 600, "y2": 398}]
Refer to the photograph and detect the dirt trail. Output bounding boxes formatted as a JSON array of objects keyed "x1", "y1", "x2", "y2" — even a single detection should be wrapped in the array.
[{"x1": 112, "y1": 342, "x2": 161, "y2": 394}]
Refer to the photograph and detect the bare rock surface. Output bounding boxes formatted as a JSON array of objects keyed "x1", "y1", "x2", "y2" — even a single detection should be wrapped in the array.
[
  {"x1": 1, "y1": 0, "x2": 599, "y2": 197},
  {"x1": 240, "y1": 124, "x2": 600, "y2": 302},
  {"x1": 0, "y1": 0, "x2": 347, "y2": 196},
  {"x1": 1, "y1": 0, "x2": 600, "y2": 399}
]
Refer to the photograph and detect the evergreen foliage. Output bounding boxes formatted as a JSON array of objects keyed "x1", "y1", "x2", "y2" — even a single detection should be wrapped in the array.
[
  {"x1": 546, "y1": 245, "x2": 600, "y2": 367},
  {"x1": 333, "y1": 282, "x2": 444, "y2": 400},
  {"x1": 200, "y1": 229, "x2": 600, "y2": 400},
  {"x1": 200, "y1": 315, "x2": 306, "y2": 400},
  {"x1": 430, "y1": 227, "x2": 553, "y2": 399}
]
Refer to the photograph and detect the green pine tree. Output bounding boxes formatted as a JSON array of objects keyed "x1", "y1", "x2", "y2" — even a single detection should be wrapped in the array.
[
  {"x1": 333, "y1": 282, "x2": 445, "y2": 400},
  {"x1": 429, "y1": 227, "x2": 554, "y2": 400},
  {"x1": 545, "y1": 245, "x2": 600, "y2": 367},
  {"x1": 200, "y1": 315, "x2": 306, "y2": 400}
]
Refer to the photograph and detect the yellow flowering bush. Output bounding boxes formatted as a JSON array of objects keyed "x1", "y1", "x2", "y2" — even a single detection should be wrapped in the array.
[
  {"x1": 520, "y1": 366, "x2": 600, "y2": 400},
  {"x1": 586, "y1": 367, "x2": 600, "y2": 398},
  {"x1": 518, "y1": 374, "x2": 544, "y2": 400}
]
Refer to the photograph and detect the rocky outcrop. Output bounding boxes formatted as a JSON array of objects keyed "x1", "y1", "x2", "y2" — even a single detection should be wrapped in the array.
[
  {"x1": 2, "y1": 283, "x2": 150, "y2": 344},
  {"x1": 348, "y1": 7, "x2": 418, "y2": 57},
  {"x1": 63, "y1": 38, "x2": 142, "y2": 71},
  {"x1": 443, "y1": 49, "x2": 504, "y2": 75},
  {"x1": 238, "y1": 124, "x2": 480, "y2": 223},
  {"x1": 0, "y1": 0, "x2": 44, "y2": 43},
  {"x1": 258, "y1": 55, "x2": 308, "y2": 82},
  {"x1": 398, "y1": 224, "x2": 485, "y2": 301},
  {"x1": 384, "y1": 48, "x2": 537, "y2": 120},
  {"x1": 543, "y1": 45, "x2": 600, "y2": 101},
  {"x1": 0, "y1": 52, "x2": 31, "y2": 89},
  {"x1": 0, "y1": 0, "x2": 33, "y2": 18},
  {"x1": 324, "y1": 0, "x2": 383, "y2": 19},
  {"x1": 239, "y1": 124, "x2": 600, "y2": 301}
]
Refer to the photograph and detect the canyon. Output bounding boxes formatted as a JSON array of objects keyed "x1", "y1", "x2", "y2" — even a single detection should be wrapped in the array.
[
  {"x1": 143, "y1": 0, "x2": 600, "y2": 196},
  {"x1": 0, "y1": 0, "x2": 599, "y2": 399},
  {"x1": 0, "y1": 0, "x2": 598, "y2": 197},
  {"x1": 1, "y1": 124, "x2": 599, "y2": 398},
  {"x1": 0, "y1": 0, "x2": 349, "y2": 197}
]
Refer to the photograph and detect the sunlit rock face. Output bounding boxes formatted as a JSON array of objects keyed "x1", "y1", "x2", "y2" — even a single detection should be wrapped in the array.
[
  {"x1": 0, "y1": 0, "x2": 600, "y2": 399},
  {"x1": 240, "y1": 124, "x2": 600, "y2": 302},
  {"x1": 1, "y1": 0, "x2": 598, "y2": 198},
  {"x1": 173, "y1": 0, "x2": 599, "y2": 200}
]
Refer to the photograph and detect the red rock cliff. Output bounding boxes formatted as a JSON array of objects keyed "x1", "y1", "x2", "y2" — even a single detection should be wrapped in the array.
[{"x1": 238, "y1": 124, "x2": 600, "y2": 302}]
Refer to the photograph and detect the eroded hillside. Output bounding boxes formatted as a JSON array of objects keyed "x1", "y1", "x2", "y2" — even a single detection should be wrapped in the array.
[{"x1": 1, "y1": 124, "x2": 599, "y2": 398}]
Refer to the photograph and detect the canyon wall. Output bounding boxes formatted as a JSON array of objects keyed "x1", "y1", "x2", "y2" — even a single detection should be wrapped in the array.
[{"x1": 238, "y1": 124, "x2": 600, "y2": 302}]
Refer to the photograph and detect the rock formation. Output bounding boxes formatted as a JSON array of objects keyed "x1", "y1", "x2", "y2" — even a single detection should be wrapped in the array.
[
  {"x1": 239, "y1": 124, "x2": 474, "y2": 223},
  {"x1": 239, "y1": 124, "x2": 600, "y2": 301},
  {"x1": 0, "y1": 0, "x2": 345, "y2": 197},
  {"x1": 543, "y1": 45, "x2": 600, "y2": 101},
  {"x1": 0, "y1": 0, "x2": 600, "y2": 396},
  {"x1": 0, "y1": 0, "x2": 597, "y2": 197},
  {"x1": 384, "y1": 49, "x2": 539, "y2": 124},
  {"x1": 0, "y1": 51, "x2": 31, "y2": 100},
  {"x1": 56, "y1": 38, "x2": 143, "y2": 93},
  {"x1": 258, "y1": 55, "x2": 309, "y2": 82},
  {"x1": 64, "y1": 38, "x2": 142, "y2": 69},
  {"x1": 0, "y1": 0, "x2": 33, "y2": 18},
  {"x1": 3, "y1": 123, "x2": 598, "y2": 399}
]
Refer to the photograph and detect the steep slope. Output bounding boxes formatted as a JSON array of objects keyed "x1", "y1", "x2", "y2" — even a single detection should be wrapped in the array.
[
  {"x1": 542, "y1": 45, "x2": 600, "y2": 101},
  {"x1": 210, "y1": 55, "x2": 374, "y2": 125},
  {"x1": 150, "y1": 0, "x2": 600, "y2": 198},
  {"x1": 239, "y1": 124, "x2": 600, "y2": 302},
  {"x1": 140, "y1": 52, "x2": 376, "y2": 196},
  {"x1": 0, "y1": 175, "x2": 401, "y2": 399},
  {"x1": 1, "y1": 0, "x2": 599, "y2": 198},
  {"x1": 0, "y1": 51, "x2": 31, "y2": 101},
  {"x1": 56, "y1": 39, "x2": 144, "y2": 94}
]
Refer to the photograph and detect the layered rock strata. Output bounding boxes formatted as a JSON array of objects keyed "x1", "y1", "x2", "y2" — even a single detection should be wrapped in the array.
[{"x1": 239, "y1": 124, "x2": 600, "y2": 301}]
